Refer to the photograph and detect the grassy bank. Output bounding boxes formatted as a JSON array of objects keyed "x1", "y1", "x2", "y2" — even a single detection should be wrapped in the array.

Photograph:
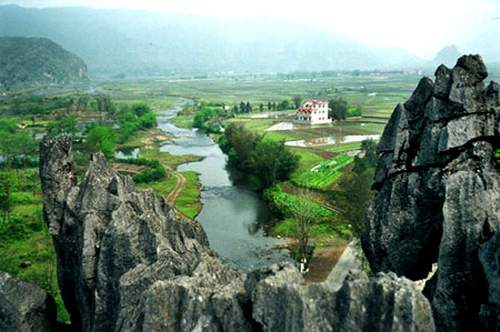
[{"x1": 0, "y1": 168, "x2": 69, "y2": 322}]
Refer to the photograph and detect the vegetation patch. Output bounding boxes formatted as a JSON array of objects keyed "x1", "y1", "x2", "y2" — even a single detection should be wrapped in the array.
[
  {"x1": 116, "y1": 157, "x2": 166, "y2": 183},
  {"x1": 292, "y1": 155, "x2": 354, "y2": 190},
  {"x1": 264, "y1": 185, "x2": 335, "y2": 223},
  {"x1": 174, "y1": 171, "x2": 202, "y2": 219}
]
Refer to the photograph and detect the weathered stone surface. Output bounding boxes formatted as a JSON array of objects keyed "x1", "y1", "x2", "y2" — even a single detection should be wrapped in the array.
[
  {"x1": 363, "y1": 55, "x2": 500, "y2": 331},
  {"x1": 479, "y1": 232, "x2": 500, "y2": 332},
  {"x1": 39, "y1": 137, "x2": 436, "y2": 331},
  {"x1": 0, "y1": 271, "x2": 56, "y2": 332},
  {"x1": 40, "y1": 137, "x2": 210, "y2": 331},
  {"x1": 252, "y1": 267, "x2": 435, "y2": 332}
]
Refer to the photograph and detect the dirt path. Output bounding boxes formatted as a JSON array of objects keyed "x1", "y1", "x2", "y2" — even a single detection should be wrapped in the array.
[
  {"x1": 305, "y1": 242, "x2": 348, "y2": 283},
  {"x1": 166, "y1": 172, "x2": 186, "y2": 206}
]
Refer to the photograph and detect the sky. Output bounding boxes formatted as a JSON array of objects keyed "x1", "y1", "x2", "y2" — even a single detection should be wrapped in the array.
[{"x1": 2, "y1": 0, "x2": 500, "y2": 58}]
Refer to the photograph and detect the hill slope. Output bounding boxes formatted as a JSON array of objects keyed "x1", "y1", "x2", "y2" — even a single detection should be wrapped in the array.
[
  {"x1": 432, "y1": 45, "x2": 462, "y2": 67},
  {"x1": 0, "y1": 5, "x2": 422, "y2": 75},
  {"x1": 0, "y1": 36, "x2": 88, "y2": 88}
]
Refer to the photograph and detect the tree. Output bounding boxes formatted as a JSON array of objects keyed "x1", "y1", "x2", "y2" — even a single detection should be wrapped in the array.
[
  {"x1": 252, "y1": 140, "x2": 300, "y2": 187},
  {"x1": 219, "y1": 124, "x2": 260, "y2": 170},
  {"x1": 246, "y1": 101, "x2": 252, "y2": 113},
  {"x1": 259, "y1": 103, "x2": 264, "y2": 113},
  {"x1": 329, "y1": 97, "x2": 348, "y2": 121},
  {"x1": 47, "y1": 115, "x2": 77, "y2": 138},
  {"x1": 0, "y1": 120, "x2": 36, "y2": 167},
  {"x1": 339, "y1": 167, "x2": 375, "y2": 236},
  {"x1": 292, "y1": 195, "x2": 316, "y2": 272},
  {"x1": 352, "y1": 139, "x2": 377, "y2": 174},
  {"x1": 0, "y1": 172, "x2": 13, "y2": 221},
  {"x1": 293, "y1": 95, "x2": 303, "y2": 109},
  {"x1": 131, "y1": 102, "x2": 151, "y2": 117},
  {"x1": 338, "y1": 139, "x2": 378, "y2": 237},
  {"x1": 277, "y1": 100, "x2": 290, "y2": 111},
  {"x1": 240, "y1": 101, "x2": 246, "y2": 114},
  {"x1": 267, "y1": 101, "x2": 272, "y2": 111},
  {"x1": 85, "y1": 125, "x2": 116, "y2": 158}
]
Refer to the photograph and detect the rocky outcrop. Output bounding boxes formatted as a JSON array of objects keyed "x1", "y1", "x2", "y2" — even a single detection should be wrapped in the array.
[
  {"x1": 0, "y1": 271, "x2": 56, "y2": 331},
  {"x1": 362, "y1": 55, "x2": 500, "y2": 331},
  {"x1": 39, "y1": 136, "x2": 435, "y2": 331}
]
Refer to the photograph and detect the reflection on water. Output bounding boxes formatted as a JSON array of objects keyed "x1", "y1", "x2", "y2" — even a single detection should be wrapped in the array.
[
  {"x1": 285, "y1": 134, "x2": 380, "y2": 147},
  {"x1": 115, "y1": 147, "x2": 140, "y2": 159},
  {"x1": 157, "y1": 99, "x2": 289, "y2": 270}
]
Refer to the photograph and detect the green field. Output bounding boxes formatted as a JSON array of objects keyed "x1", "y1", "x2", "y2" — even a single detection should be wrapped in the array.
[
  {"x1": 0, "y1": 71, "x2": 421, "y2": 317},
  {"x1": 292, "y1": 155, "x2": 354, "y2": 190}
]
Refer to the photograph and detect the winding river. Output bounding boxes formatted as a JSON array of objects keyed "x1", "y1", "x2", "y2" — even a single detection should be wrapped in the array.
[{"x1": 157, "y1": 100, "x2": 289, "y2": 270}]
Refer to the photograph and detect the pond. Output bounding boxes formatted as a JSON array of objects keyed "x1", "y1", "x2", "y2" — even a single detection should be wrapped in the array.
[{"x1": 285, "y1": 134, "x2": 380, "y2": 148}]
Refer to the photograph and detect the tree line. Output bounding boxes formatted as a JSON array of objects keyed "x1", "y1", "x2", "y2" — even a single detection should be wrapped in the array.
[{"x1": 219, "y1": 124, "x2": 299, "y2": 189}]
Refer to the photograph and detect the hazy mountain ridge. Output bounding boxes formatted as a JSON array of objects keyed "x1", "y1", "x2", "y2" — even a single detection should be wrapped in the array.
[
  {"x1": 0, "y1": 36, "x2": 88, "y2": 88},
  {"x1": 432, "y1": 45, "x2": 462, "y2": 67},
  {"x1": 0, "y1": 5, "x2": 423, "y2": 75}
]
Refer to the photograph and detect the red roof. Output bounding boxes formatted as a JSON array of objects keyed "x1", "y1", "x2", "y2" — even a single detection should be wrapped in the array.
[{"x1": 297, "y1": 100, "x2": 328, "y2": 113}]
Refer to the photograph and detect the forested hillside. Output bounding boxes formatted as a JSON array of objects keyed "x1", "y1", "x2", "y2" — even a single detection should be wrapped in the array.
[{"x1": 0, "y1": 36, "x2": 88, "y2": 89}]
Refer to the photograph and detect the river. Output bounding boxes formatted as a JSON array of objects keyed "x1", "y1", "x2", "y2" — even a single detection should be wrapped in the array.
[{"x1": 157, "y1": 100, "x2": 289, "y2": 270}]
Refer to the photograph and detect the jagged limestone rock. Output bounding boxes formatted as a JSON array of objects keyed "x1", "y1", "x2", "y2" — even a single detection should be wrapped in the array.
[
  {"x1": 363, "y1": 55, "x2": 500, "y2": 331},
  {"x1": 39, "y1": 137, "x2": 435, "y2": 331},
  {"x1": 0, "y1": 271, "x2": 56, "y2": 332},
  {"x1": 40, "y1": 138, "x2": 210, "y2": 331}
]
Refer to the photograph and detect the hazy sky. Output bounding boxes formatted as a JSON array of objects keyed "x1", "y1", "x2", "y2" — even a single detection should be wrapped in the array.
[{"x1": 2, "y1": 0, "x2": 500, "y2": 58}]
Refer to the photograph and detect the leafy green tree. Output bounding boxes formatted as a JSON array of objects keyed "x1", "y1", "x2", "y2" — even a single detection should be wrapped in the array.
[
  {"x1": 352, "y1": 139, "x2": 377, "y2": 174},
  {"x1": 219, "y1": 124, "x2": 260, "y2": 169},
  {"x1": 240, "y1": 101, "x2": 246, "y2": 113},
  {"x1": 85, "y1": 125, "x2": 116, "y2": 158},
  {"x1": 252, "y1": 140, "x2": 300, "y2": 187},
  {"x1": 293, "y1": 95, "x2": 303, "y2": 109},
  {"x1": 47, "y1": 115, "x2": 77, "y2": 138},
  {"x1": 347, "y1": 106, "x2": 362, "y2": 117},
  {"x1": 0, "y1": 172, "x2": 13, "y2": 221},
  {"x1": 246, "y1": 101, "x2": 252, "y2": 113},
  {"x1": 31, "y1": 105, "x2": 47, "y2": 116},
  {"x1": 338, "y1": 139, "x2": 378, "y2": 237},
  {"x1": 131, "y1": 102, "x2": 151, "y2": 117},
  {"x1": 277, "y1": 100, "x2": 290, "y2": 111},
  {"x1": 259, "y1": 103, "x2": 264, "y2": 112},
  {"x1": 220, "y1": 124, "x2": 299, "y2": 188},
  {"x1": 267, "y1": 101, "x2": 272, "y2": 111},
  {"x1": 329, "y1": 97, "x2": 348, "y2": 121},
  {"x1": 0, "y1": 119, "x2": 36, "y2": 167},
  {"x1": 339, "y1": 167, "x2": 375, "y2": 237}
]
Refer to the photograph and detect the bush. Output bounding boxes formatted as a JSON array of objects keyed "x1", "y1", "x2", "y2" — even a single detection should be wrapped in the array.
[
  {"x1": 347, "y1": 106, "x2": 362, "y2": 117},
  {"x1": 193, "y1": 106, "x2": 224, "y2": 133},
  {"x1": 85, "y1": 125, "x2": 116, "y2": 158},
  {"x1": 116, "y1": 103, "x2": 157, "y2": 142},
  {"x1": 117, "y1": 158, "x2": 167, "y2": 183}
]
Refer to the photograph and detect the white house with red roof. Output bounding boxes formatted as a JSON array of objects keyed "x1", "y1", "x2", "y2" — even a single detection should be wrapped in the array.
[{"x1": 295, "y1": 100, "x2": 332, "y2": 125}]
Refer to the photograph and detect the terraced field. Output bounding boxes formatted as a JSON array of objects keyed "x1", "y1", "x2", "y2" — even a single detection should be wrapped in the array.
[{"x1": 292, "y1": 155, "x2": 354, "y2": 190}]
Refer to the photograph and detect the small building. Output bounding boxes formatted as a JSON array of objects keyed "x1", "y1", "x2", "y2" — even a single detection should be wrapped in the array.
[{"x1": 294, "y1": 100, "x2": 332, "y2": 125}]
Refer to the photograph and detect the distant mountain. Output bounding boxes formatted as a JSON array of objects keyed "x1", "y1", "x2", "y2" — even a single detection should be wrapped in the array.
[
  {"x1": 0, "y1": 36, "x2": 87, "y2": 88},
  {"x1": 0, "y1": 5, "x2": 423, "y2": 75},
  {"x1": 432, "y1": 45, "x2": 462, "y2": 67}
]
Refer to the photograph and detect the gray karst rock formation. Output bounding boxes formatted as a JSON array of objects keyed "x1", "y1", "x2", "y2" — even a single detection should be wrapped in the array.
[
  {"x1": 35, "y1": 136, "x2": 434, "y2": 331},
  {"x1": 1, "y1": 55, "x2": 497, "y2": 332},
  {"x1": 0, "y1": 271, "x2": 56, "y2": 331},
  {"x1": 362, "y1": 55, "x2": 500, "y2": 331}
]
